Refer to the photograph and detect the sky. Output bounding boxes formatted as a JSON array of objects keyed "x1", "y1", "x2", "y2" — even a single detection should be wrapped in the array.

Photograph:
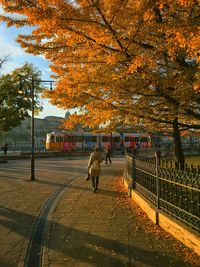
[{"x1": 0, "y1": 6, "x2": 67, "y2": 119}]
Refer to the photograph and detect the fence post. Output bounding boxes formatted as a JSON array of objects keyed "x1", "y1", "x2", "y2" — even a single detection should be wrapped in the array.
[
  {"x1": 132, "y1": 148, "x2": 136, "y2": 190},
  {"x1": 155, "y1": 151, "x2": 160, "y2": 225},
  {"x1": 124, "y1": 148, "x2": 128, "y2": 180}
]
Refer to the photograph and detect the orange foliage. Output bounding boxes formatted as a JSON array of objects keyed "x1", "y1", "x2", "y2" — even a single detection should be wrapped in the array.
[{"x1": 0, "y1": 0, "x2": 199, "y2": 132}]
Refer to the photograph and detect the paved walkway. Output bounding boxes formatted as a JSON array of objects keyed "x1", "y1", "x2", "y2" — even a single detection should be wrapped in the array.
[
  {"x1": 42, "y1": 161, "x2": 199, "y2": 267},
  {"x1": 0, "y1": 158, "x2": 199, "y2": 266}
]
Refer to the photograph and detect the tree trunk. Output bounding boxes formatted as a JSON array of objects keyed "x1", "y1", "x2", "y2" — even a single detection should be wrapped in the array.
[{"x1": 173, "y1": 118, "x2": 185, "y2": 169}]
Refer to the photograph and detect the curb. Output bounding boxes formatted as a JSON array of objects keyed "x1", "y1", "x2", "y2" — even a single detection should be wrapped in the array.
[{"x1": 122, "y1": 176, "x2": 200, "y2": 256}]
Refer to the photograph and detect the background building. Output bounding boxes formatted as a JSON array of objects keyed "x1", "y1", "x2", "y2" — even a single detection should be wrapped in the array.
[{"x1": 0, "y1": 113, "x2": 70, "y2": 152}]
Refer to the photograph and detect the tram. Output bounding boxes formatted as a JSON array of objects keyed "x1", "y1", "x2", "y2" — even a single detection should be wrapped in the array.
[{"x1": 45, "y1": 132, "x2": 151, "y2": 151}]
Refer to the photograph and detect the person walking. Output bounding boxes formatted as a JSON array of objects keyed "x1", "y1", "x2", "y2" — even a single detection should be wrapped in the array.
[
  {"x1": 88, "y1": 146, "x2": 103, "y2": 193},
  {"x1": 105, "y1": 145, "x2": 112, "y2": 164},
  {"x1": 2, "y1": 143, "x2": 8, "y2": 154},
  {"x1": 120, "y1": 139, "x2": 125, "y2": 155}
]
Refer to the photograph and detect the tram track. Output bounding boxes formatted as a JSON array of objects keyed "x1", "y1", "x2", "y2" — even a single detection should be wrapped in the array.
[{"x1": 24, "y1": 173, "x2": 85, "y2": 267}]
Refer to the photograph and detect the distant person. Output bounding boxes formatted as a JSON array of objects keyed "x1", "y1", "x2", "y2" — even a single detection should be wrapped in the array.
[
  {"x1": 87, "y1": 146, "x2": 103, "y2": 193},
  {"x1": 120, "y1": 140, "x2": 125, "y2": 155},
  {"x1": 2, "y1": 143, "x2": 8, "y2": 154},
  {"x1": 136, "y1": 142, "x2": 140, "y2": 149},
  {"x1": 105, "y1": 145, "x2": 112, "y2": 164}
]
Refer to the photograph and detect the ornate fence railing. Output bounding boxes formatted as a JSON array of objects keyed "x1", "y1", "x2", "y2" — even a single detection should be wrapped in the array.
[
  {"x1": 134, "y1": 143, "x2": 200, "y2": 158},
  {"x1": 125, "y1": 152, "x2": 200, "y2": 232},
  {"x1": 127, "y1": 146, "x2": 200, "y2": 173}
]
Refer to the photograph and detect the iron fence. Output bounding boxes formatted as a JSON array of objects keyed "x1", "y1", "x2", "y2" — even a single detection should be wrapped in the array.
[
  {"x1": 133, "y1": 142, "x2": 200, "y2": 158},
  {"x1": 125, "y1": 151, "x2": 200, "y2": 232},
  {"x1": 127, "y1": 145, "x2": 200, "y2": 173}
]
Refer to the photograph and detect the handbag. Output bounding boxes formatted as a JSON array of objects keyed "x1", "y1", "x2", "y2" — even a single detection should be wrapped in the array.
[{"x1": 85, "y1": 173, "x2": 90, "y2": 181}]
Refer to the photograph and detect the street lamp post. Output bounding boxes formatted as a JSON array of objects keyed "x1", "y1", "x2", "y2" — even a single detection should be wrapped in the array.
[
  {"x1": 31, "y1": 78, "x2": 35, "y2": 180},
  {"x1": 19, "y1": 75, "x2": 54, "y2": 181}
]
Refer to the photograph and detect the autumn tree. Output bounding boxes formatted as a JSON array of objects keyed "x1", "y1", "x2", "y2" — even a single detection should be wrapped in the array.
[
  {"x1": 1, "y1": 0, "x2": 199, "y2": 166},
  {"x1": 0, "y1": 63, "x2": 43, "y2": 131}
]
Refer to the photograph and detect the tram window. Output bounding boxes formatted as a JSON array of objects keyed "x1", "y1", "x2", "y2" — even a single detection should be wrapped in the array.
[
  {"x1": 50, "y1": 135, "x2": 55, "y2": 142},
  {"x1": 64, "y1": 135, "x2": 68, "y2": 142},
  {"x1": 91, "y1": 136, "x2": 97, "y2": 142},
  {"x1": 141, "y1": 137, "x2": 148, "y2": 142},
  {"x1": 85, "y1": 136, "x2": 91, "y2": 142},
  {"x1": 113, "y1": 137, "x2": 120, "y2": 142},
  {"x1": 56, "y1": 136, "x2": 63, "y2": 142},
  {"x1": 71, "y1": 136, "x2": 75, "y2": 142},
  {"x1": 75, "y1": 136, "x2": 83, "y2": 142},
  {"x1": 68, "y1": 136, "x2": 73, "y2": 142},
  {"x1": 102, "y1": 136, "x2": 109, "y2": 142},
  {"x1": 66, "y1": 135, "x2": 72, "y2": 142},
  {"x1": 130, "y1": 137, "x2": 136, "y2": 142},
  {"x1": 84, "y1": 136, "x2": 97, "y2": 142}
]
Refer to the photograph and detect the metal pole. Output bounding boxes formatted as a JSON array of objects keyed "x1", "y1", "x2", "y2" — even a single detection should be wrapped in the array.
[
  {"x1": 155, "y1": 151, "x2": 159, "y2": 224},
  {"x1": 19, "y1": 75, "x2": 54, "y2": 180},
  {"x1": 110, "y1": 131, "x2": 112, "y2": 154},
  {"x1": 82, "y1": 130, "x2": 84, "y2": 152},
  {"x1": 132, "y1": 148, "x2": 136, "y2": 190},
  {"x1": 31, "y1": 78, "x2": 35, "y2": 181}
]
